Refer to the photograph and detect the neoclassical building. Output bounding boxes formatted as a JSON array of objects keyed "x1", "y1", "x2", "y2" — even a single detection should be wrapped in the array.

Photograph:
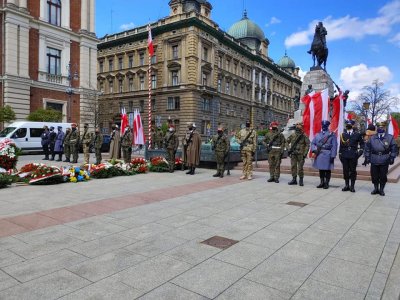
[
  {"x1": 97, "y1": 0, "x2": 301, "y2": 137},
  {"x1": 0, "y1": 0, "x2": 98, "y2": 127}
]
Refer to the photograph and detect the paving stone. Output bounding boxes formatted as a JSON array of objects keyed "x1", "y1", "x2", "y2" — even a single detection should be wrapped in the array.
[
  {"x1": 0, "y1": 269, "x2": 90, "y2": 300},
  {"x1": 295, "y1": 228, "x2": 342, "y2": 248},
  {"x1": 166, "y1": 222, "x2": 215, "y2": 240},
  {"x1": 138, "y1": 282, "x2": 208, "y2": 300},
  {"x1": 0, "y1": 270, "x2": 19, "y2": 292},
  {"x1": 172, "y1": 258, "x2": 248, "y2": 299},
  {"x1": 382, "y1": 248, "x2": 400, "y2": 299},
  {"x1": 311, "y1": 256, "x2": 375, "y2": 294},
  {"x1": 273, "y1": 240, "x2": 331, "y2": 267},
  {"x1": 292, "y1": 279, "x2": 365, "y2": 300},
  {"x1": 246, "y1": 255, "x2": 314, "y2": 294},
  {"x1": 59, "y1": 276, "x2": 143, "y2": 300},
  {"x1": 0, "y1": 236, "x2": 27, "y2": 250},
  {"x1": 115, "y1": 255, "x2": 191, "y2": 293},
  {"x1": 243, "y1": 228, "x2": 294, "y2": 251},
  {"x1": 311, "y1": 217, "x2": 354, "y2": 234},
  {"x1": 156, "y1": 214, "x2": 200, "y2": 228},
  {"x1": 65, "y1": 217, "x2": 128, "y2": 237},
  {"x1": 329, "y1": 240, "x2": 384, "y2": 267},
  {"x1": 377, "y1": 241, "x2": 399, "y2": 274},
  {"x1": 216, "y1": 278, "x2": 290, "y2": 300},
  {"x1": 119, "y1": 223, "x2": 173, "y2": 240},
  {"x1": 366, "y1": 272, "x2": 388, "y2": 299},
  {"x1": 66, "y1": 249, "x2": 147, "y2": 282},
  {"x1": 124, "y1": 234, "x2": 188, "y2": 257},
  {"x1": 267, "y1": 220, "x2": 311, "y2": 235},
  {"x1": 0, "y1": 249, "x2": 25, "y2": 267},
  {"x1": 195, "y1": 214, "x2": 240, "y2": 228},
  {"x1": 214, "y1": 241, "x2": 274, "y2": 269},
  {"x1": 164, "y1": 240, "x2": 221, "y2": 265},
  {"x1": 341, "y1": 229, "x2": 389, "y2": 247},
  {"x1": 68, "y1": 233, "x2": 136, "y2": 258}
]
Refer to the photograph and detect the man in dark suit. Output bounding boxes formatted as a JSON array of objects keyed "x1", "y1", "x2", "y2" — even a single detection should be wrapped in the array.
[{"x1": 339, "y1": 120, "x2": 364, "y2": 192}]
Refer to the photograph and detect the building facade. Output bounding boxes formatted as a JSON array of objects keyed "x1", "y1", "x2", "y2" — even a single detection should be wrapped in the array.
[
  {"x1": 0, "y1": 0, "x2": 98, "y2": 127},
  {"x1": 97, "y1": 0, "x2": 301, "y2": 138}
]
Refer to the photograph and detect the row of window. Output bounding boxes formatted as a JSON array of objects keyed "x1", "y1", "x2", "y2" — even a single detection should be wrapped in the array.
[{"x1": 99, "y1": 54, "x2": 157, "y2": 72}]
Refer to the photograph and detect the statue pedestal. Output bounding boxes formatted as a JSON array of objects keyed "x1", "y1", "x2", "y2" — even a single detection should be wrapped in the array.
[{"x1": 283, "y1": 69, "x2": 334, "y2": 138}]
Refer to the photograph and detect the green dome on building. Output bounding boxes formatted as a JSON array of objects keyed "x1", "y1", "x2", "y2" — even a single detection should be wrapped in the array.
[
  {"x1": 278, "y1": 52, "x2": 296, "y2": 69},
  {"x1": 227, "y1": 10, "x2": 265, "y2": 50}
]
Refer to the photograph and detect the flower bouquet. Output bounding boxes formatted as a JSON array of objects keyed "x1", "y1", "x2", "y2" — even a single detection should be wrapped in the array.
[
  {"x1": 149, "y1": 156, "x2": 169, "y2": 172},
  {"x1": 0, "y1": 173, "x2": 14, "y2": 189},
  {"x1": 0, "y1": 138, "x2": 19, "y2": 172},
  {"x1": 128, "y1": 157, "x2": 148, "y2": 174},
  {"x1": 69, "y1": 166, "x2": 90, "y2": 183},
  {"x1": 174, "y1": 157, "x2": 183, "y2": 170},
  {"x1": 89, "y1": 162, "x2": 126, "y2": 178},
  {"x1": 29, "y1": 164, "x2": 64, "y2": 185}
]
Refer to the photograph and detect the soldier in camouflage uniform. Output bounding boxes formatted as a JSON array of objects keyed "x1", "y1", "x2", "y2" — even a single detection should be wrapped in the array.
[
  {"x1": 211, "y1": 125, "x2": 230, "y2": 178},
  {"x1": 93, "y1": 127, "x2": 103, "y2": 165},
  {"x1": 155, "y1": 127, "x2": 164, "y2": 149},
  {"x1": 164, "y1": 125, "x2": 179, "y2": 173},
  {"x1": 264, "y1": 121, "x2": 286, "y2": 183},
  {"x1": 236, "y1": 121, "x2": 257, "y2": 180},
  {"x1": 286, "y1": 122, "x2": 310, "y2": 186},
  {"x1": 121, "y1": 126, "x2": 133, "y2": 163},
  {"x1": 81, "y1": 123, "x2": 92, "y2": 164},
  {"x1": 63, "y1": 128, "x2": 71, "y2": 162},
  {"x1": 69, "y1": 123, "x2": 80, "y2": 164}
]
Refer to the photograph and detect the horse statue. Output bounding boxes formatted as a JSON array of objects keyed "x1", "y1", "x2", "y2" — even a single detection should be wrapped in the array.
[{"x1": 307, "y1": 22, "x2": 328, "y2": 70}]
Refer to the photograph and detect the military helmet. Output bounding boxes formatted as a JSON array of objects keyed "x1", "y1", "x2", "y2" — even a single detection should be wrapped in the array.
[
  {"x1": 345, "y1": 119, "x2": 355, "y2": 125},
  {"x1": 376, "y1": 121, "x2": 387, "y2": 127}
]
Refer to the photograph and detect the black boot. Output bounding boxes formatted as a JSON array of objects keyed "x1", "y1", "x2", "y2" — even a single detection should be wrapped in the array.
[
  {"x1": 63, "y1": 158, "x2": 70, "y2": 162},
  {"x1": 288, "y1": 176, "x2": 297, "y2": 185},
  {"x1": 323, "y1": 173, "x2": 330, "y2": 189},
  {"x1": 186, "y1": 167, "x2": 192, "y2": 174},
  {"x1": 267, "y1": 177, "x2": 275, "y2": 182},
  {"x1": 191, "y1": 167, "x2": 196, "y2": 175},
  {"x1": 213, "y1": 172, "x2": 220, "y2": 177},
  {"x1": 371, "y1": 184, "x2": 379, "y2": 195},
  {"x1": 49, "y1": 154, "x2": 55, "y2": 161},
  {"x1": 299, "y1": 177, "x2": 304, "y2": 186},
  {"x1": 379, "y1": 183, "x2": 385, "y2": 196},
  {"x1": 56, "y1": 154, "x2": 62, "y2": 162},
  {"x1": 350, "y1": 179, "x2": 356, "y2": 193},
  {"x1": 317, "y1": 178, "x2": 324, "y2": 188},
  {"x1": 342, "y1": 179, "x2": 350, "y2": 191}
]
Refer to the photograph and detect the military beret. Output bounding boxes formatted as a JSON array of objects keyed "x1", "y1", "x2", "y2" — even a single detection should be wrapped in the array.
[{"x1": 345, "y1": 119, "x2": 355, "y2": 125}]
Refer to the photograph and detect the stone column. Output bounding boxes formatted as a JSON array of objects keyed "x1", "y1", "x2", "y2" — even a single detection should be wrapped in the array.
[
  {"x1": 7, "y1": 0, "x2": 17, "y2": 6},
  {"x1": 81, "y1": 0, "x2": 88, "y2": 31},
  {"x1": 89, "y1": 0, "x2": 95, "y2": 33},
  {"x1": 19, "y1": 0, "x2": 28, "y2": 9}
]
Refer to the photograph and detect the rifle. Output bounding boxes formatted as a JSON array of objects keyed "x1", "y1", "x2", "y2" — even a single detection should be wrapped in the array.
[
  {"x1": 266, "y1": 133, "x2": 281, "y2": 153},
  {"x1": 288, "y1": 134, "x2": 303, "y2": 156},
  {"x1": 240, "y1": 129, "x2": 254, "y2": 150}
]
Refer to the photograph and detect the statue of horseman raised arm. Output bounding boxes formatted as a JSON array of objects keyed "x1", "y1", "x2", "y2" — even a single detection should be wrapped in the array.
[{"x1": 307, "y1": 22, "x2": 329, "y2": 70}]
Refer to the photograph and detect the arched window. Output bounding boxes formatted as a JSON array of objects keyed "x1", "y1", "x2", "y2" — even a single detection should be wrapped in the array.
[{"x1": 48, "y1": 0, "x2": 61, "y2": 26}]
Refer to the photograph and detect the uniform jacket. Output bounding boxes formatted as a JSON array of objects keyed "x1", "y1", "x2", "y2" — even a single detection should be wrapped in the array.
[
  {"x1": 236, "y1": 128, "x2": 257, "y2": 152},
  {"x1": 81, "y1": 129, "x2": 92, "y2": 146},
  {"x1": 121, "y1": 130, "x2": 133, "y2": 148},
  {"x1": 164, "y1": 132, "x2": 179, "y2": 151},
  {"x1": 339, "y1": 130, "x2": 364, "y2": 159},
  {"x1": 109, "y1": 130, "x2": 121, "y2": 159},
  {"x1": 63, "y1": 130, "x2": 71, "y2": 146},
  {"x1": 286, "y1": 131, "x2": 310, "y2": 157},
  {"x1": 311, "y1": 130, "x2": 337, "y2": 170},
  {"x1": 69, "y1": 129, "x2": 80, "y2": 146},
  {"x1": 211, "y1": 134, "x2": 230, "y2": 154},
  {"x1": 93, "y1": 133, "x2": 103, "y2": 150},
  {"x1": 41, "y1": 130, "x2": 50, "y2": 146},
  {"x1": 365, "y1": 133, "x2": 397, "y2": 165},
  {"x1": 264, "y1": 131, "x2": 285, "y2": 153},
  {"x1": 54, "y1": 130, "x2": 65, "y2": 152},
  {"x1": 185, "y1": 130, "x2": 202, "y2": 166},
  {"x1": 49, "y1": 131, "x2": 57, "y2": 146}
]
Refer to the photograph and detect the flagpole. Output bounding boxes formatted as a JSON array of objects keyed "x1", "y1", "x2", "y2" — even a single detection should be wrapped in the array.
[{"x1": 148, "y1": 25, "x2": 152, "y2": 149}]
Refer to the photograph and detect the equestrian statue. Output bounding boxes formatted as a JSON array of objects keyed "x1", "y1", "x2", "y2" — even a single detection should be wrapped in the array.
[{"x1": 307, "y1": 22, "x2": 328, "y2": 70}]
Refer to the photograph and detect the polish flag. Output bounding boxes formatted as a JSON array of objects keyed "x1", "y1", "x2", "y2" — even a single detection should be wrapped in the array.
[
  {"x1": 388, "y1": 115, "x2": 399, "y2": 139},
  {"x1": 302, "y1": 89, "x2": 329, "y2": 143},
  {"x1": 147, "y1": 25, "x2": 154, "y2": 57},
  {"x1": 120, "y1": 107, "x2": 128, "y2": 135},
  {"x1": 133, "y1": 109, "x2": 146, "y2": 145},
  {"x1": 330, "y1": 90, "x2": 345, "y2": 152}
]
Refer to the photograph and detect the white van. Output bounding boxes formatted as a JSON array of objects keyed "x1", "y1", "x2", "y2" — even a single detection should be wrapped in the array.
[{"x1": 0, "y1": 122, "x2": 72, "y2": 153}]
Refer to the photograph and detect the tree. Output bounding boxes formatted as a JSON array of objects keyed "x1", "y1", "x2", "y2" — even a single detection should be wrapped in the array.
[
  {"x1": 351, "y1": 80, "x2": 400, "y2": 124},
  {"x1": 392, "y1": 112, "x2": 400, "y2": 126},
  {"x1": 27, "y1": 108, "x2": 62, "y2": 122},
  {"x1": 0, "y1": 105, "x2": 16, "y2": 123}
]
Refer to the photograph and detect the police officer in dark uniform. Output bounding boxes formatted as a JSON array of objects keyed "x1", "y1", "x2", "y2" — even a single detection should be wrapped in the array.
[
  {"x1": 339, "y1": 119, "x2": 364, "y2": 192},
  {"x1": 364, "y1": 121, "x2": 398, "y2": 196}
]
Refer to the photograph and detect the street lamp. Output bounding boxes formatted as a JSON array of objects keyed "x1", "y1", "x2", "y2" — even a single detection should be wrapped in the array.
[
  {"x1": 362, "y1": 101, "x2": 370, "y2": 131},
  {"x1": 66, "y1": 62, "x2": 79, "y2": 122}
]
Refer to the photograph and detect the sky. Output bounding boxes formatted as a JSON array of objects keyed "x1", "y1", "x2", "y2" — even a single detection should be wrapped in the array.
[{"x1": 96, "y1": 0, "x2": 400, "y2": 111}]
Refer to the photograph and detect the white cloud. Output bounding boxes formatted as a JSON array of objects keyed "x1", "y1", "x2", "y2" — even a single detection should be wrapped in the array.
[
  {"x1": 265, "y1": 17, "x2": 281, "y2": 27},
  {"x1": 285, "y1": 0, "x2": 400, "y2": 48},
  {"x1": 120, "y1": 22, "x2": 135, "y2": 31},
  {"x1": 297, "y1": 67, "x2": 307, "y2": 81},
  {"x1": 339, "y1": 64, "x2": 393, "y2": 100},
  {"x1": 389, "y1": 32, "x2": 400, "y2": 46},
  {"x1": 369, "y1": 44, "x2": 380, "y2": 53}
]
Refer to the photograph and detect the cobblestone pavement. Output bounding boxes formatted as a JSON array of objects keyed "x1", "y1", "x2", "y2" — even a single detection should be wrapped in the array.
[{"x1": 0, "y1": 158, "x2": 399, "y2": 299}]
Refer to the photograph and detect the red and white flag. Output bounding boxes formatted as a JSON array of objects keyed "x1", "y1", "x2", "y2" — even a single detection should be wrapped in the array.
[
  {"x1": 147, "y1": 25, "x2": 154, "y2": 57},
  {"x1": 120, "y1": 107, "x2": 128, "y2": 135},
  {"x1": 302, "y1": 88, "x2": 329, "y2": 142},
  {"x1": 388, "y1": 115, "x2": 399, "y2": 139},
  {"x1": 330, "y1": 90, "x2": 345, "y2": 152},
  {"x1": 133, "y1": 109, "x2": 146, "y2": 145}
]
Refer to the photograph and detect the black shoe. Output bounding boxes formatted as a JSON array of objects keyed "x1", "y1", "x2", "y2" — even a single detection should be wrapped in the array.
[
  {"x1": 267, "y1": 178, "x2": 275, "y2": 182},
  {"x1": 288, "y1": 177, "x2": 297, "y2": 185},
  {"x1": 190, "y1": 168, "x2": 195, "y2": 175},
  {"x1": 350, "y1": 187, "x2": 355, "y2": 193},
  {"x1": 342, "y1": 185, "x2": 350, "y2": 191},
  {"x1": 220, "y1": 174, "x2": 224, "y2": 178},
  {"x1": 379, "y1": 183, "x2": 385, "y2": 196},
  {"x1": 49, "y1": 158, "x2": 54, "y2": 161},
  {"x1": 299, "y1": 177, "x2": 304, "y2": 186},
  {"x1": 43, "y1": 157, "x2": 48, "y2": 160},
  {"x1": 213, "y1": 173, "x2": 220, "y2": 177},
  {"x1": 317, "y1": 179, "x2": 324, "y2": 188},
  {"x1": 371, "y1": 184, "x2": 379, "y2": 195},
  {"x1": 274, "y1": 179, "x2": 279, "y2": 183},
  {"x1": 56, "y1": 159, "x2": 62, "y2": 162},
  {"x1": 323, "y1": 181, "x2": 329, "y2": 189},
  {"x1": 186, "y1": 168, "x2": 192, "y2": 174}
]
